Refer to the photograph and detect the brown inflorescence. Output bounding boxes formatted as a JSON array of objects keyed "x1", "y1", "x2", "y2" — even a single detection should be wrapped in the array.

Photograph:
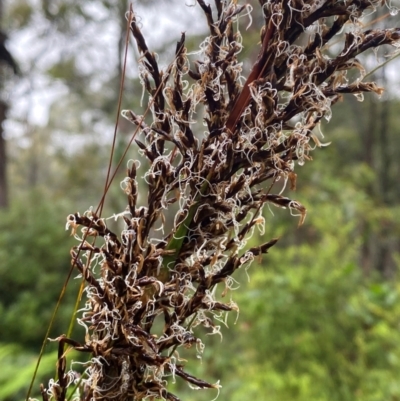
[{"x1": 41, "y1": 1, "x2": 399, "y2": 401}]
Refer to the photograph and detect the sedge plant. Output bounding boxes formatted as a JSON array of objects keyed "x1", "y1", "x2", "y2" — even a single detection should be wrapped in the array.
[{"x1": 33, "y1": 1, "x2": 400, "y2": 400}]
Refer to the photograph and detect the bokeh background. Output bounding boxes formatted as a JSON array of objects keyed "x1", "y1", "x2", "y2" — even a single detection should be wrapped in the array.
[{"x1": 1, "y1": 1, "x2": 400, "y2": 400}]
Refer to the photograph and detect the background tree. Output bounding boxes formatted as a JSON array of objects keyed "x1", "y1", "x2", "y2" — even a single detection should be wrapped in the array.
[{"x1": 0, "y1": 0, "x2": 19, "y2": 208}]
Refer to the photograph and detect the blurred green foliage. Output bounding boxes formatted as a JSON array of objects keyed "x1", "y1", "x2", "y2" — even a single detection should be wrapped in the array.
[
  {"x1": 223, "y1": 243, "x2": 400, "y2": 401},
  {"x1": 0, "y1": 191, "x2": 80, "y2": 350},
  {"x1": 0, "y1": 343, "x2": 58, "y2": 401}
]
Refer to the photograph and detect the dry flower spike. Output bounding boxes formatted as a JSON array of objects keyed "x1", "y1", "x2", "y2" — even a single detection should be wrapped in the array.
[{"x1": 37, "y1": 1, "x2": 399, "y2": 401}]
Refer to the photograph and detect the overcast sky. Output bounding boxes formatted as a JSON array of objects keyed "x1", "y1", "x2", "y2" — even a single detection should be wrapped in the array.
[{"x1": 5, "y1": 1, "x2": 207, "y2": 135}]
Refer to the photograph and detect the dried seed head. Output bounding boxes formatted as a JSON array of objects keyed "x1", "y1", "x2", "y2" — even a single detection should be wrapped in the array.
[{"x1": 43, "y1": 1, "x2": 400, "y2": 400}]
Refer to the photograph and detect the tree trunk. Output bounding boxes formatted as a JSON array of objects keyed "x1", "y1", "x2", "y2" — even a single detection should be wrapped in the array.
[
  {"x1": 0, "y1": 0, "x2": 8, "y2": 209},
  {"x1": 0, "y1": 100, "x2": 7, "y2": 208}
]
